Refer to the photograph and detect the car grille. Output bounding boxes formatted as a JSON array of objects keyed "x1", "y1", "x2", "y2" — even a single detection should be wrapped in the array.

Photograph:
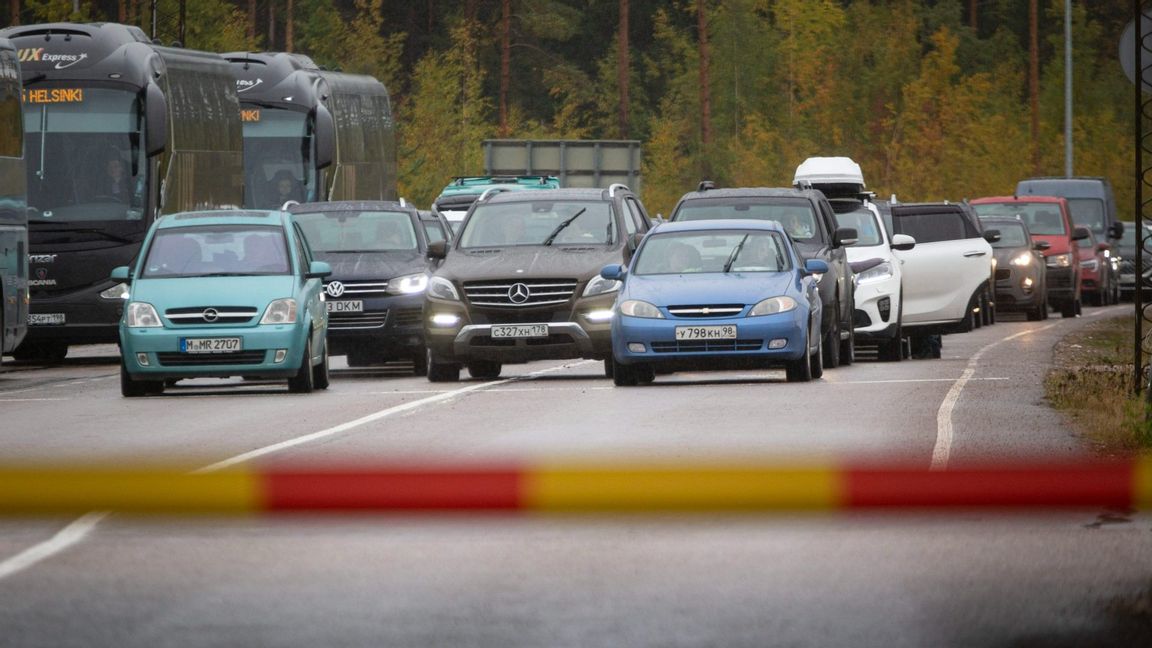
[
  {"x1": 1119, "y1": 259, "x2": 1135, "y2": 274},
  {"x1": 651, "y1": 339, "x2": 763, "y2": 353},
  {"x1": 329, "y1": 310, "x2": 389, "y2": 330},
  {"x1": 469, "y1": 333, "x2": 576, "y2": 347},
  {"x1": 463, "y1": 279, "x2": 578, "y2": 307},
  {"x1": 1048, "y1": 272, "x2": 1074, "y2": 288},
  {"x1": 995, "y1": 269, "x2": 1011, "y2": 280},
  {"x1": 393, "y1": 308, "x2": 423, "y2": 326},
  {"x1": 666, "y1": 304, "x2": 745, "y2": 318},
  {"x1": 165, "y1": 306, "x2": 259, "y2": 325},
  {"x1": 325, "y1": 281, "x2": 390, "y2": 297},
  {"x1": 157, "y1": 351, "x2": 267, "y2": 366}
]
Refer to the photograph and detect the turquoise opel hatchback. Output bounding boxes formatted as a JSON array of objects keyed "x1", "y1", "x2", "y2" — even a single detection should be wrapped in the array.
[{"x1": 113, "y1": 210, "x2": 332, "y2": 397}]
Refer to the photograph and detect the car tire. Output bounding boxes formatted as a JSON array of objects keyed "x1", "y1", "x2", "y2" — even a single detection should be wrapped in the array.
[
  {"x1": 426, "y1": 348, "x2": 460, "y2": 383},
  {"x1": 613, "y1": 362, "x2": 640, "y2": 386},
  {"x1": 312, "y1": 343, "x2": 330, "y2": 390},
  {"x1": 287, "y1": 340, "x2": 316, "y2": 394},
  {"x1": 839, "y1": 319, "x2": 855, "y2": 366},
  {"x1": 983, "y1": 290, "x2": 996, "y2": 326},
  {"x1": 636, "y1": 364, "x2": 656, "y2": 384},
  {"x1": 877, "y1": 310, "x2": 903, "y2": 363},
  {"x1": 809, "y1": 331, "x2": 824, "y2": 379},
  {"x1": 411, "y1": 352, "x2": 428, "y2": 377},
  {"x1": 467, "y1": 360, "x2": 502, "y2": 380},
  {"x1": 1060, "y1": 298, "x2": 1076, "y2": 318},
  {"x1": 603, "y1": 358, "x2": 614, "y2": 378},
  {"x1": 120, "y1": 360, "x2": 160, "y2": 398},
  {"x1": 11, "y1": 340, "x2": 68, "y2": 364},
  {"x1": 822, "y1": 306, "x2": 841, "y2": 369},
  {"x1": 1026, "y1": 299, "x2": 1045, "y2": 321}
]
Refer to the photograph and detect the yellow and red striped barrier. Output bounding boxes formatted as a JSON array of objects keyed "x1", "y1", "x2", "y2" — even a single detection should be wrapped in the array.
[{"x1": 0, "y1": 458, "x2": 1149, "y2": 514}]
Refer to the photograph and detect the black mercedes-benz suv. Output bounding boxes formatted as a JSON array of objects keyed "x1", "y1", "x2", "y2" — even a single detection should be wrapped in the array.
[{"x1": 423, "y1": 186, "x2": 653, "y2": 381}]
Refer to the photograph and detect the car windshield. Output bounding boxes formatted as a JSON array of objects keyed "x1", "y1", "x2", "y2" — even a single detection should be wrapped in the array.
[
  {"x1": 832, "y1": 205, "x2": 883, "y2": 246},
  {"x1": 1065, "y1": 198, "x2": 1106, "y2": 235},
  {"x1": 633, "y1": 231, "x2": 790, "y2": 275},
  {"x1": 459, "y1": 200, "x2": 614, "y2": 248},
  {"x1": 142, "y1": 225, "x2": 290, "y2": 278},
  {"x1": 293, "y1": 210, "x2": 419, "y2": 253},
  {"x1": 673, "y1": 197, "x2": 818, "y2": 242},
  {"x1": 971, "y1": 202, "x2": 1066, "y2": 236},
  {"x1": 989, "y1": 223, "x2": 1029, "y2": 249}
]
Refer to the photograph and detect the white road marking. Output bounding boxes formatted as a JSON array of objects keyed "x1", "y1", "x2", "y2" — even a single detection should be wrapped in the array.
[
  {"x1": 931, "y1": 324, "x2": 1059, "y2": 470},
  {"x1": 0, "y1": 398, "x2": 70, "y2": 402},
  {"x1": 0, "y1": 361, "x2": 592, "y2": 583},
  {"x1": 836, "y1": 377, "x2": 1010, "y2": 385}
]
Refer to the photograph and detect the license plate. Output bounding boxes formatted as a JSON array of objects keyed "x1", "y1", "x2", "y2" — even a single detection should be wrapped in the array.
[
  {"x1": 28, "y1": 313, "x2": 65, "y2": 326},
  {"x1": 181, "y1": 337, "x2": 242, "y2": 353},
  {"x1": 675, "y1": 325, "x2": 737, "y2": 340},
  {"x1": 327, "y1": 300, "x2": 364, "y2": 313},
  {"x1": 490, "y1": 324, "x2": 549, "y2": 338}
]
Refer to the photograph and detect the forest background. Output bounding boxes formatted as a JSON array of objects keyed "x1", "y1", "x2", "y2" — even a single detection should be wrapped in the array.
[{"x1": 4, "y1": 1, "x2": 1140, "y2": 216}]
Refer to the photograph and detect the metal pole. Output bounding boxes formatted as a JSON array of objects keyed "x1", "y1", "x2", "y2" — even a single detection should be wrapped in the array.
[
  {"x1": 1136, "y1": 0, "x2": 1145, "y2": 396},
  {"x1": 179, "y1": 0, "x2": 186, "y2": 45},
  {"x1": 150, "y1": 0, "x2": 157, "y2": 41},
  {"x1": 1065, "y1": 0, "x2": 1074, "y2": 177}
]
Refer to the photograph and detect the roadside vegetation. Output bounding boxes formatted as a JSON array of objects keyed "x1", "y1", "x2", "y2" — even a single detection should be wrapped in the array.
[{"x1": 1046, "y1": 312, "x2": 1152, "y2": 454}]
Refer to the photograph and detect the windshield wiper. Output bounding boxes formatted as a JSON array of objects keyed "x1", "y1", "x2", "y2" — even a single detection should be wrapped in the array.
[
  {"x1": 31, "y1": 226, "x2": 137, "y2": 244},
  {"x1": 542, "y1": 208, "x2": 587, "y2": 246},
  {"x1": 723, "y1": 235, "x2": 750, "y2": 273}
]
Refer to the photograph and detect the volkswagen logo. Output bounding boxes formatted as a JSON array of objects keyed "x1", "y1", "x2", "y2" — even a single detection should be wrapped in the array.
[
  {"x1": 325, "y1": 281, "x2": 345, "y2": 298},
  {"x1": 508, "y1": 283, "x2": 531, "y2": 304},
  {"x1": 202, "y1": 308, "x2": 219, "y2": 323}
]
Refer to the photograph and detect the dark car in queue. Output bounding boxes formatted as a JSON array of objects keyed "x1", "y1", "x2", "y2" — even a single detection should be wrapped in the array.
[
  {"x1": 290, "y1": 201, "x2": 432, "y2": 372},
  {"x1": 668, "y1": 186, "x2": 857, "y2": 369},
  {"x1": 979, "y1": 217, "x2": 1049, "y2": 321},
  {"x1": 1117, "y1": 221, "x2": 1152, "y2": 299},
  {"x1": 1075, "y1": 229, "x2": 1118, "y2": 307},
  {"x1": 423, "y1": 185, "x2": 652, "y2": 382}
]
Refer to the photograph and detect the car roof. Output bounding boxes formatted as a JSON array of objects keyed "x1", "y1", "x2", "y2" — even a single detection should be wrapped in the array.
[
  {"x1": 649, "y1": 219, "x2": 788, "y2": 234},
  {"x1": 160, "y1": 209, "x2": 286, "y2": 228},
  {"x1": 481, "y1": 187, "x2": 618, "y2": 203},
  {"x1": 288, "y1": 200, "x2": 415, "y2": 213},
  {"x1": 970, "y1": 195, "x2": 1065, "y2": 205},
  {"x1": 678, "y1": 187, "x2": 823, "y2": 201}
]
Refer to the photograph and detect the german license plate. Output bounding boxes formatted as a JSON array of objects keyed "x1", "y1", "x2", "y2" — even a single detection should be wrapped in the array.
[
  {"x1": 181, "y1": 337, "x2": 242, "y2": 353},
  {"x1": 490, "y1": 324, "x2": 548, "y2": 338},
  {"x1": 28, "y1": 313, "x2": 65, "y2": 325},
  {"x1": 327, "y1": 300, "x2": 364, "y2": 313},
  {"x1": 675, "y1": 325, "x2": 737, "y2": 340}
]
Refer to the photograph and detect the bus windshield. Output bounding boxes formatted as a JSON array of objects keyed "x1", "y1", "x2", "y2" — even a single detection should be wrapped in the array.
[
  {"x1": 23, "y1": 85, "x2": 146, "y2": 224},
  {"x1": 241, "y1": 105, "x2": 317, "y2": 209}
]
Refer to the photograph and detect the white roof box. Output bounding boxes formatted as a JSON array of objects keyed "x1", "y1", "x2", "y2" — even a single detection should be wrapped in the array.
[{"x1": 793, "y1": 156, "x2": 865, "y2": 189}]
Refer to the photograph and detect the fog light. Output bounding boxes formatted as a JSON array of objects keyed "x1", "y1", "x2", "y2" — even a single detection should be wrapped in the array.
[
  {"x1": 135, "y1": 352, "x2": 149, "y2": 366},
  {"x1": 1023, "y1": 277, "x2": 1034, "y2": 288},
  {"x1": 273, "y1": 349, "x2": 288, "y2": 363},
  {"x1": 431, "y1": 313, "x2": 460, "y2": 326},
  {"x1": 627, "y1": 342, "x2": 646, "y2": 353},
  {"x1": 877, "y1": 296, "x2": 891, "y2": 322},
  {"x1": 769, "y1": 338, "x2": 788, "y2": 349},
  {"x1": 585, "y1": 309, "x2": 614, "y2": 322}
]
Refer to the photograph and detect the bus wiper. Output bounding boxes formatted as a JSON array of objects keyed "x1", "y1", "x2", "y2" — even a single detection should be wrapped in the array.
[
  {"x1": 31, "y1": 226, "x2": 136, "y2": 244},
  {"x1": 542, "y1": 208, "x2": 587, "y2": 246},
  {"x1": 723, "y1": 235, "x2": 750, "y2": 273}
]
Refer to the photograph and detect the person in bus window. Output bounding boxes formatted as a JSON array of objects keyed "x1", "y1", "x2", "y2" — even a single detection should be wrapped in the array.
[
  {"x1": 271, "y1": 170, "x2": 303, "y2": 206},
  {"x1": 99, "y1": 155, "x2": 131, "y2": 202}
]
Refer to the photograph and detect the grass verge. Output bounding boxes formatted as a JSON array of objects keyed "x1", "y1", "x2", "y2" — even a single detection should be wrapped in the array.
[{"x1": 1045, "y1": 312, "x2": 1152, "y2": 454}]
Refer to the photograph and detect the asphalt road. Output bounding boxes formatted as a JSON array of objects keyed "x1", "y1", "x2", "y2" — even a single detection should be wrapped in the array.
[{"x1": 1, "y1": 305, "x2": 1149, "y2": 647}]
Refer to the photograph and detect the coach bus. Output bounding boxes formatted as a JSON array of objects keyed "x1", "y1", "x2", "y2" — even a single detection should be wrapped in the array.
[
  {"x1": 0, "y1": 38, "x2": 28, "y2": 361},
  {"x1": 0, "y1": 22, "x2": 245, "y2": 362},
  {"x1": 224, "y1": 51, "x2": 397, "y2": 208}
]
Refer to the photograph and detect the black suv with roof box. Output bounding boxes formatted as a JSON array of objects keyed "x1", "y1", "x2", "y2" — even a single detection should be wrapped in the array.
[
  {"x1": 668, "y1": 186, "x2": 858, "y2": 368},
  {"x1": 423, "y1": 185, "x2": 652, "y2": 381}
]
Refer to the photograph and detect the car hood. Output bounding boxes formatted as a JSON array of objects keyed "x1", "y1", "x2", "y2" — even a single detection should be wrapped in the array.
[
  {"x1": 993, "y1": 248, "x2": 1030, "y2": 264},
  {"x1": 314, "y1": 250, "x2": 426, "y2": 281},
  {"x1": 623, "y1": 272, "x2": 797, "y2": 306},
  {"x1": 438, "y1": 245, "x2": 623, "y2": 282},
  {"x1": 130, "y1": 275, "x2": 298, "y2": 309}
]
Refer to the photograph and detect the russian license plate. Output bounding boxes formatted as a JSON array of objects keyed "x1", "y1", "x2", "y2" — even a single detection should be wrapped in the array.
[
  {"x1": 28, "y1": 313, "x2": 65, "y2": 325},
  {"x1": 490, "y1": 324, "x2": 549, "y2": 338},
  {"x1": 326, "y1": 300, "x2": 364, "y2": 313},
  {"x1": 181, "y1": 337, "x2": 242, "y2": 353},
  {"x1": 675, "y1": 325, "x2": 737, "y2": 340}
]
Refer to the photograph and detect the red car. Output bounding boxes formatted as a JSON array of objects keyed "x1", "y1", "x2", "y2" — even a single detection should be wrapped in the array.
[{"x1": 1074, "y1": 229, "x2": 1118, "y2": 306}]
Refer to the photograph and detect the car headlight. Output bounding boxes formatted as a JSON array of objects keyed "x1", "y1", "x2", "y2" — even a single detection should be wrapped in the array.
[
  {"x1": 1010, "y1": 253, "x2": 1032, "y2": 267},
  {"x1": 1081, "y1": 259, "x2": 1098, "y2": 271},
  {"x1": 100, "y1": 282, "x2": 130, "y2": 300},
  {"x1": 855, "y1": 261, "x2": 894, "y2": 285},
  {"x1": 582, "y1": 275, "x2": 622, "y2": 297},
  {"x1": 749, "y1": 296, "x2": 797, "y2": 316},
  {"x1": 1047, "y1": 253, "x2": 1073, "y2": 268},
  {"x1": 427, "y1": 276, "x2": 460, "y2": 301},
  {"x1": 125, "y1": 302, "x2": 162, "y2": 328},
  {"x1": 619, "y1": 300, "x2": 664, "y2": 319},
  {"x1": 387, "y1": 273, "x2": 429, "y2": 295},
  {"x1": 260, "y1": 298, "x2": 298, "y2": 324}
]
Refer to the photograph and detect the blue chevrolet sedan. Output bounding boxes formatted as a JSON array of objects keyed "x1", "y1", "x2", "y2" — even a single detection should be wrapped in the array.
[
  {"x1": 113, "y1": 210, "x2": 332, "y2": 397},
  {"x1": 602, "y1": 219, "x2": 827, "y2": 385}
]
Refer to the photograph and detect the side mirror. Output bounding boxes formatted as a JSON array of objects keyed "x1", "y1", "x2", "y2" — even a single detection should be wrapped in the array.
[
  {"x1": 804, "y1": 259, "x2": 830, "y2": 275},
  {"x1": 1109, "y1": 222, "x2": 1124, "y2": 239},
  {"x1": 1072, "y1": 226, "x2": 1091, "y2": 241},
  {"x1": 982, "y1": 229, "x2": 1001, "y2": 244},
  {"x1": 833, "y1": 227, "x2": 858, "y2": 248},
  {"x1": 601, "y1": 264, "x2": 625, "y2": 281},
  {"x1": 890, "y1": 233, "x2": 916, "y2": 252},
  {"x1": 110, "y1": 266, "x2": 132, "y2": 283},
  {"x1": 1033, "y1": 240, "x2": 1051, "y2": 251},
  {"x1": 306, "y1": 260, "x2": 332, "y2": 279},
  {"x1": 144, "y1": 82, "x2": 168, "y2": 157},
  {"x1": 312, "y1": 104, "x2": 335, "y2": 170},
  {"x1": 427, "y1": 240, "x2": 448, "y2": 260}
]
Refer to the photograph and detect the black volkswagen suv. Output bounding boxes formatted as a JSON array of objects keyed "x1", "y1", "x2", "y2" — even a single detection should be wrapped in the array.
[
  {"x1": 669, "y1": 186, "x2": 857, "y2": 368},
  {"x1": 423, "y1": 186, "x2": 652, "y2": 381}
]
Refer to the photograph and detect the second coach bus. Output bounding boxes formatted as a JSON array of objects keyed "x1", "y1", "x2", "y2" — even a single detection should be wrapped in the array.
[{"x1": 0, "y1": 38, "x2": 28, "y2": 361}]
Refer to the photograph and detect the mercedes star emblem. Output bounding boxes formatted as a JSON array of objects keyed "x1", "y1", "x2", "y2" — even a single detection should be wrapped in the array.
[
  {"x1": 326, "y1": 281, "x2": 345, "y2": 298},
  {"x1": 508, "y1": 283, "x2": 531, "y2": 304}
]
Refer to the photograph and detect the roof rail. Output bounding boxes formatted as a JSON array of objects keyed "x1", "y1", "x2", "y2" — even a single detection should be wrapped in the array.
[
  {"x1": 281, "y1": 200, "x2": 300, "y2": 211},
  {"x1": 697, "y1": 180, "x2": 716, "y2": 192},
  {"x1": 478, "y1": 187, "x2": 508, "y2": 202},
  {"x1": 890, "y1": 194, "x2": 899, "y2": 205},
  {"x1": 608, "y1": 183, "x2": 630, "y2": 197},
  {"x1": 795, "y1": 179, "x2": 813, "y2": 190},
  {"x1": 399, "y1": 197, "x2": 408, "y2": 207}
]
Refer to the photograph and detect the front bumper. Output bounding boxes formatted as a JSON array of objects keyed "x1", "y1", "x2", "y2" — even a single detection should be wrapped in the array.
[
  {"x1": 994, "y1": 266, "x2": 1043, "y2": 311},
  {"x1": 851, "y1": 275, "x2": 900, "y2": 340},
  {"x1": 120, "y1": 322, "x2": 310, "y2": 380},
  {"x1": 1045, "y1": 266, "x2": 1077, "y2": 303},
  {"x1": 612, "y1": 311, "x2": 807, "y2": 369},
  {"x1": 324, "y1": 293, "x2": 424, "y2": 356},
  {"x1": 24, "y1": 285, "x2": 126, "y2": 345}
]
